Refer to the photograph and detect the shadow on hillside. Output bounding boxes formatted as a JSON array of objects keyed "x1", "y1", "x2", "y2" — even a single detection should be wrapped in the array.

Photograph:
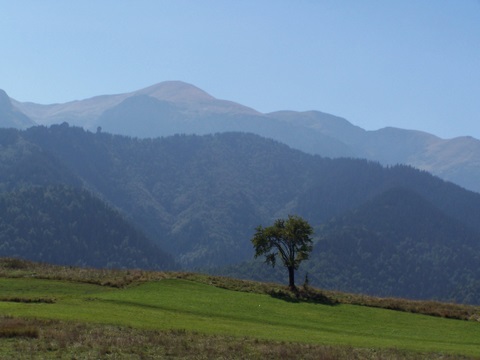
[{"x1": 268, "y1": 287, "x2": 338, "y2": 306}]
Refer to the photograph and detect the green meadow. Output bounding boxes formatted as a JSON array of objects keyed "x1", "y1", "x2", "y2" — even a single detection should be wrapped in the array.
[{"x1": 1, "y1": 276, "x2": 479, "y2": 359}]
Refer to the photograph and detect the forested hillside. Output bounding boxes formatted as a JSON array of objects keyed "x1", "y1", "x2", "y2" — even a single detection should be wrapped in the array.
[
  {"x1": 309, "y1": 187, "x2": 480, "y2": 303},
  {"x1": 1, "y1": 124, "x2": 480, "y2": 303},
  {"x1": 0, "y1": 185, "x2": 175, "y2": 269},
  {"x1": 0, "y1": 128, "x2": 81, "y2": 191}
]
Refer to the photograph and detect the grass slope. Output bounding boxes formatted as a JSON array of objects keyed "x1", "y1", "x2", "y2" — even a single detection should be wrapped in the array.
[{"x1": 1, "y1": 277, "x2": 479, "y2": 358}]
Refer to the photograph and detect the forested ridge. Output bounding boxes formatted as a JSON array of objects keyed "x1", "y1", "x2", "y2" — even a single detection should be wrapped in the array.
[
  {"x1": 0, "y1": 185, "x2": 175, "y2": 269},
  {"x1": 310, "y1": 187, "x2": 480, "y2": 303},
  {"x1": 218, "y1": 188, "x2": 480, "y2": 303},
  {"x1": 1, "y1": 124, "x2": 480, "y2": 303}
]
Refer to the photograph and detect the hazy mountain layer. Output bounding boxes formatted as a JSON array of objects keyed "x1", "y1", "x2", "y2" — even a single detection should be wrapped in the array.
[
  {"x1": 4, "y1": 81, "x2": 479, "y2": 194},
  {"x1": 268, "y1": 111, "x2": 480, "y2": 194},
  {"x1": 0, "y1": 90, "x2": 35, "y2": 129}
]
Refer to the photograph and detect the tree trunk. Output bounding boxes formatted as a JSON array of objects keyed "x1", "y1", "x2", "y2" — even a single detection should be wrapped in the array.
[{"x1": 288, "y1": 266, "x2": 296, "y2": 290}]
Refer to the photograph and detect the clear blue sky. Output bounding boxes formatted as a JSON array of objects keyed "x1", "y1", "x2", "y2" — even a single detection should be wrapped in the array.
[{"x1": 1, "y1": 1, "x2": 479, "y2": 139}]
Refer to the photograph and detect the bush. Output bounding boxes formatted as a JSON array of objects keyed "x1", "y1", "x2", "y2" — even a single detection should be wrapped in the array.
[{"x1": 0, "y1": 317, "x2": 39, "y2": 338}]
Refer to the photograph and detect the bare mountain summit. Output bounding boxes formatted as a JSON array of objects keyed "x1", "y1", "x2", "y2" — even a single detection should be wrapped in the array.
[
  {"x1": 11, "y1": 81, "x2": 258, "y2": 129},
  {"x1": 137, "y1": 81, "x2": 216, "y2": 102}
]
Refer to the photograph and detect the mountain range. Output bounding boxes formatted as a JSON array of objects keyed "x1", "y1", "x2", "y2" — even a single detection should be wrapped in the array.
[
  {"x1": 0, "y1": 124, "x2": 479, "y2": 303},
  {"x1": 1, "y1": 82, "x2": 480, "y2": 304},
  {"x1": 2, "y1": 81, "x2": 479, "y2": 194}
]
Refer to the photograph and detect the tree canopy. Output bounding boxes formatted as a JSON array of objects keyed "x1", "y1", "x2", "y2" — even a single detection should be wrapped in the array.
[{"x1": 251, "y1": 215, "x2": 313, "y2": 290}]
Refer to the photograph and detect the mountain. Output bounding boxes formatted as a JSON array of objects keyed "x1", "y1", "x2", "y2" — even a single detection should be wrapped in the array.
[
  {"x1": 2, "y1": 125, "x2": 480, "y2": 303},
  {"x1": 0, "y1": 185, "x2": 176, "y2": 269},
  {"x1": 0, "y1": 126, "x2": 175, "y2": 270},
  {"x1": 268, "y1": 111, "x2": 480, "y2": 194},
  {"x1": 6, "y1": 81, "x2": 480, "y2": 193},
  {"x1": 11, "y1": 81, "x2": 259, "y2": 130},
  {"x1": 219, "y1": 187, "x2": 480, "y2": 304},
  {"x1": 0, "y1": 128, "x2": 82, "y2": 191},
  {"x1": 0, "y1": 90, "x2": 36, "y2": 129},
  {"x1": 309, "y1": 187, "x2": 480, "y2": 304}
]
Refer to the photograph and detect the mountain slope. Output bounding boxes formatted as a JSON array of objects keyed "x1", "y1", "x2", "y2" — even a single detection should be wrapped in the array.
[
  {"x1": 96, "y1": 94, "x2": 193, "y2": 137},
  {"x1": 0, "y1": 185, "x2": 176, "y2": 269},
  {"x1": 0, "y1": 128, "x2": 82, "y2": 191},
  {"x1": 2, "y1": 125, "x2": 480, "y2": 303},
  {"x1": 20, "y1": 125, "x2": 480, "y2": 237},
  {"x1": 0, "y1": 90, "x2": 36, "y2": 129},
  {"x1": 11, "y1": 81, "x2": 259, "y2": 130},
  {"x1": 269, "y1": 111, "x2": 480, "y2": 193},
  {"x1": 0, "y1": 127, "x2": 175, "y2": 270},
  {"x1": 22, "y1": 126, "x2": 310, "y2": 267},
  {"x1": 221, "y1": 187, "x2": 480, "y2": 303},
  {"x1": 9, "y1": 81, "x2": 479, "y2": 193},
  {"x1": 309, "y1": 187, "x2": 480, "y2": 303}
]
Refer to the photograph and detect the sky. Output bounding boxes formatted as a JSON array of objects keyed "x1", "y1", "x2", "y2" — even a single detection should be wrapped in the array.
[{"x1": 1, "y1": 1, "x2": 479, "y2": 139}]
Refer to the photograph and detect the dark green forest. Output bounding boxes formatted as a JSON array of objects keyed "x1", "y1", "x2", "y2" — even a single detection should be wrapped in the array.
[
  {"x1": 218, "y1": 186, "x2": 480, "y2": 303},
  {"x1": 309, "y1": 187, "x2": 480, "y2": 303},
  {"x1": 0, "y1": 185, "x2": 175, "y2": 269},
  {"x1": 1, "y1": 124, "x2": 480, "y2": 303}
]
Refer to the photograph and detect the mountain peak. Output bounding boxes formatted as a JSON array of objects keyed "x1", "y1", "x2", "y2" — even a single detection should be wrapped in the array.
[
  {"x1": 135, "y1": 81, "x2": 215, "y2": 103},
  {"x1": 0, "y1": 89, "x2": 12, "y2": 109}
]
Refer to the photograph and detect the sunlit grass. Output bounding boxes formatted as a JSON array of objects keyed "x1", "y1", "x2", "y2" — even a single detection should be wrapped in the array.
[
  {"x1": 1, "y1": 259, "x2": 479, "y2": 358},
  {"x1": 1, "y1": 278, "x2": 479, "y2": 358}
]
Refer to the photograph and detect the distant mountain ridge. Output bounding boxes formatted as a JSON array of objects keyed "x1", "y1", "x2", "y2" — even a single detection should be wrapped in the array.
[
  {"x1": 2, "y1": 81, "x2": 480, "y2": 193},
  {"x1": 0, "y1": 90, "x2": 35, "y2": 129},
  {"x1": 10, "y1": 81, "x2": 259, "y2": 129}
]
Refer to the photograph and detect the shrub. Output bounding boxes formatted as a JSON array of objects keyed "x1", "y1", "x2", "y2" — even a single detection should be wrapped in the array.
[{"x1": 0, "y1": 317, "x2": 39, "y2": 338}]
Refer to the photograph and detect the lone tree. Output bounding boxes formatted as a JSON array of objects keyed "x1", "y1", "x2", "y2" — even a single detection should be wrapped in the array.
[{"x1": 251, "y1": 215, "x2": 314, "y2": 290}]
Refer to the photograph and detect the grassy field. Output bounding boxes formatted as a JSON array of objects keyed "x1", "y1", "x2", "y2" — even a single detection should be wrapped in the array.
[{"x1": 1, "y1": 271, "x2": 479, "y2": 359}]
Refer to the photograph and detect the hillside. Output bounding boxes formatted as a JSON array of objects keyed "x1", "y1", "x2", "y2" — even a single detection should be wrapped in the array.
[
  {"x1": 5, "y1": 81, "x2": 480, "y2": 193},
  {"x1": 0, "y1": 128, "x2": 82, "y2": 191},
  {"x1": 0, "y1": 260, "x2": 479, "y2": 359},
  {"x1": 310, "y1": 187, "x2": 480, "y2": 303},
  {"x1": 1, "y1": 125, "x2": 480, "y2": 303},
  {"x1": 0, "y1": 186, "x2": 175, "y2": 269}
]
